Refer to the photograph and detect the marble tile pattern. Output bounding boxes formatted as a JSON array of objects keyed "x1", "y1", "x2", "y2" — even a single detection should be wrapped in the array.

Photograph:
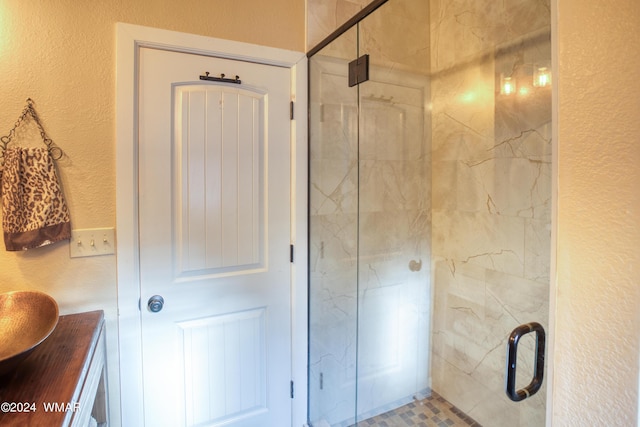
[
  {"x1": 307, "y1": 0, "x2": 371, "y2": 51},
  {"x1": 429, "y1": 1, "x2": 551, "y2": 425},
  {"x1": 307, "y1": 0, "x2": 551, "y2": 426}
]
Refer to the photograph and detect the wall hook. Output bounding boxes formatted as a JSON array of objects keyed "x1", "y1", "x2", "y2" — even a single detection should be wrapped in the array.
[{"x1": 199, "y1": 72, "x2": 242, "y2": 85}]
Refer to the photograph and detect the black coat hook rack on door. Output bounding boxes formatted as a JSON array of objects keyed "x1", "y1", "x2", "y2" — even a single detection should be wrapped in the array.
[{"x1": 199, "y1": 72, "x2": 242, "y2": 84}]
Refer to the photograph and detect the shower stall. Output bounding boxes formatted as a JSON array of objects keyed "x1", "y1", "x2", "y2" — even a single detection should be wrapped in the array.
[{"x1": 307, "y1": 0, "x2": 552, "y2": 426}]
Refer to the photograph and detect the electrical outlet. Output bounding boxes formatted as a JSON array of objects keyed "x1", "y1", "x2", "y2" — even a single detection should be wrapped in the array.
[{"x1": 69, "y1": 227, "x2": 116, "y2": 258}]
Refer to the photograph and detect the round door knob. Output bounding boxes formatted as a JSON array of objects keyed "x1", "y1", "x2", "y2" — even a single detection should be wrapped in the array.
[{"x1": 147, "y1": 295, "x2": 164, "y2": 313}]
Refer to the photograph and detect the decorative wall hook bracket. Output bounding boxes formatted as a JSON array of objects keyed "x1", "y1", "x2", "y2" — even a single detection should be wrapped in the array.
[{"x1": 199, "y1": 72, "x2": 242, "y2": 85}]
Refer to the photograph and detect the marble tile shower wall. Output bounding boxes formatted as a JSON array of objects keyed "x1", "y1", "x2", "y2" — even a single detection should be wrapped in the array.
[
  {"x1": 429, "y1": 0, "x2": 551, "y2": 425},
  {"x1": 307, "y1": 0, "x2": 371, "y2": 50}
]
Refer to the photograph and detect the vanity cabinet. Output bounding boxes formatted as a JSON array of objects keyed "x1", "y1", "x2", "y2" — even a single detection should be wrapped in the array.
[{"x1": 0, "y1": 310, "x2": 108, "y2": 427}]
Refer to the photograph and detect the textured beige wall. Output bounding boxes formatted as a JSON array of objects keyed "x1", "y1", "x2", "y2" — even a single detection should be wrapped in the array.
[
  {"x1": 0, "y1": 1, "x2": 303, "y2": 425},
  {"x1": 554, "y1": 0, "x2": 640, "y2": 424}
]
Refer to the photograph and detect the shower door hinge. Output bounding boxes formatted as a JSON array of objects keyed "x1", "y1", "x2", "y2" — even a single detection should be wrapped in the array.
[
  {"x1": 348, "y1": 54, "x2": 370, "y2": 87},
  {"x1": 290, "y1": 101, "x2": 294, "y2": 120},
  {"x1": 290, "y1": 380, "x2": 294, "y2": 398}
]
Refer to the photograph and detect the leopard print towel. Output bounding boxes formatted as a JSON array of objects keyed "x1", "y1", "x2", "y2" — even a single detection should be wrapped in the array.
[{"x1": 1, "y1": 147, "x2": 71, "y2": 251}]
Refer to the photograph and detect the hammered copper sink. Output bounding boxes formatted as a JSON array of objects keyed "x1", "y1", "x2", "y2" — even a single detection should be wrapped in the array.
[{"x1": 0, "y1": 290, "x2": 59, "y2": 377}]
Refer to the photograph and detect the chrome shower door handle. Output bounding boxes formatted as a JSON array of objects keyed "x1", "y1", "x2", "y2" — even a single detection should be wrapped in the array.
[{"x1": 506, "y1": 322, "x2": 546, "y2": 402}]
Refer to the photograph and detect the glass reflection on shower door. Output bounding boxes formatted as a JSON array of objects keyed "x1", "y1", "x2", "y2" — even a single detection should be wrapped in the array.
[
  {"x1": 308, "y1": 2, "x2": 433, "y2": 423},
  {"x1": 308, "y1": 26, "x2": 360, "y2": 427},
  {"x1": 355, "y1": 0, "x2": 432, "y2": 422}
]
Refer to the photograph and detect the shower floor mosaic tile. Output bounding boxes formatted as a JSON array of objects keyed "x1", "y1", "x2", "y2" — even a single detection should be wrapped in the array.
[{"x1": 351, "y1": 392, "x2": 482, "y2": 427}]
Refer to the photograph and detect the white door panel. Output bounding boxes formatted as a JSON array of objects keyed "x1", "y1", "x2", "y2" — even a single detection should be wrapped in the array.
[{"x1": 138, "y1": 47, "x2": 291, "y2": 427}]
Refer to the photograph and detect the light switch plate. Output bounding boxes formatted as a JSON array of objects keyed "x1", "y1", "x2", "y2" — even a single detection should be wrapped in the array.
[{"x1": 69, "y1": 227, "x2": 116, "y2": 258}]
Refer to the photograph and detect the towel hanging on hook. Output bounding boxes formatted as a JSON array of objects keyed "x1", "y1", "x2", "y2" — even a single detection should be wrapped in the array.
[
  {"x1": 0, "y1": 98, "x2": 63, "y2": 166},
  {"x1": 0, "y1": 98, "x2": 71, "y2": 250}
]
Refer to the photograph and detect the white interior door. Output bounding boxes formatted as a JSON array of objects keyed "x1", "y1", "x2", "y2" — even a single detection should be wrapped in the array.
[{"x1": 138, "y1": 46, "x2": 292, "y2": 427}]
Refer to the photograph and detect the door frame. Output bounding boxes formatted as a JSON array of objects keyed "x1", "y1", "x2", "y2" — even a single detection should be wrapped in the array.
[{"x1": 115, "y1": 23, "x2": 308, "y2": 427}]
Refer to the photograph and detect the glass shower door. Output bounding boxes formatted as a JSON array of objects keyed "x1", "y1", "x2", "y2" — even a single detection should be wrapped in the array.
[
  {"x1": 428, "y1": 0, "x2": 552, "y2": 424},
  {"x1": 355, "y1": 0, "x2": 432, "y2": 422},
  {"x1": 308, "y1": 0, "x2": 552, "y2": 426},
  {"x1": 308, "y1": 26, "x2": 360, "y2": 427},
  {"x1": 308, "y1": 3, "x2": 434, "y2": 422}
]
